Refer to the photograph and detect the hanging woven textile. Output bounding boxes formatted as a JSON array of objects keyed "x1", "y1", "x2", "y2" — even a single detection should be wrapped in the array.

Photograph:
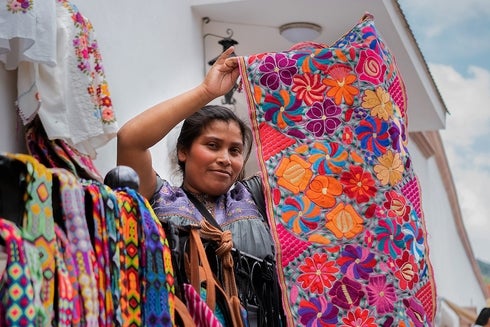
[{"x1": 237, "y1": 13, "x2": 437, "y2": 326}]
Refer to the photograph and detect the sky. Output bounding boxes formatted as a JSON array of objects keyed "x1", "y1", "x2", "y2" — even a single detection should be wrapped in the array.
[{"x1": 398, "y1": 0, "x2": 490, "y2": 263}]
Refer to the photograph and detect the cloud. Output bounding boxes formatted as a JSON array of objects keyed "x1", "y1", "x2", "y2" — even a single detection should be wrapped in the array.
[
  {"x1": 400, "y1": 0, "x2": 490, "y2": 37},
  {"x1": 432, "y1": 63, "x2": 490, "y2": 262},
  {"x1": 431, "y1": 64, "x2": 490, "y2": 148}
]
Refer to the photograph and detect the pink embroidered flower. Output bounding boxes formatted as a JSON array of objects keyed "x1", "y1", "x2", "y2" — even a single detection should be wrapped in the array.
[
  {"x1": 355, "y1": 49, "x2": 387, "y2": 85},
  {"x1": 341, "y1": 307, "x2": 377, "y2": 327},
  {"x1": 297, "y1": 253, "x2": 340, "y2": 293},
  {"x1": 328, "y1": 277, "x2": 364, "y2": 309},
  {"x1": 298, "y1": 297, "x2": 339, "y2": 327},
  {"x1": 403, "y1": 298, "x2": 427, "y2": 327},
  {"x1": 366, "y1": 274, "x2": 397, "y2": 315}
]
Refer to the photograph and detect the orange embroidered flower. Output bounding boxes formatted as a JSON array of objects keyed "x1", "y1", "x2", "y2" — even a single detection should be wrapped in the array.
[
  {"x1": 361, "y1": 87, "x2": 394, "y2": 120},
  {"x1": 276, "y1": 154, "x2": 312, "y2": 194},
  {"x1": 305, "y1": 175, "x2": 342, "y2": 208},
  {"x1": 322, "y1": 64, "x2": 359, "y2": 105},
  {"x1": 292, "y1": 72, "x2": 327, "y2": 106},
  {"x1": 325, "y1": 203, "x2": 363, "y2": 239},
  {"x1": 373, "y1": 150, "x2": 404, "y2": 186}
]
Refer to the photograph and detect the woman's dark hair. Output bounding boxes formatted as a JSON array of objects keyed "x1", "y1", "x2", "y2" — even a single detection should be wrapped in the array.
[{"x1": 176, "y1": 105, "x2": 253, "y2": 177}]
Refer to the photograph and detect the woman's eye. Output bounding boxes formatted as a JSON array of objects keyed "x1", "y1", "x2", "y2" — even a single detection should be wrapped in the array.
[
  {"x1": 230, "y1": 147, "x2": 243, "y2": 155},
  {"x1": 207, "y1": 143, "x2": 217, "y2": 149}
]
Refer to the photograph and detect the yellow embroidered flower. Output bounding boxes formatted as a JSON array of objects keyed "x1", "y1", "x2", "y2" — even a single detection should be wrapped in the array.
[
  {"x1": 373, "y1": 150, "x2": 404, "y2": 186},
  {"x1": 361, "y1": 87, "x2": 394, "y2": 121}
]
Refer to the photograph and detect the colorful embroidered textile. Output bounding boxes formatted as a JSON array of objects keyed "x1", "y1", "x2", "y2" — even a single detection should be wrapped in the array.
[
  {"x1": 115, "y1": 190, "x2": 142, "y2": 327},
  {"x1": 0, "y1": 218, "x2": 36, "y2": 327},
  {"x1": 26, "y1": 118, "x2": 103, "y2": 182},
  {"x1": 183, "y1": 283, "x2": 223, "y2": 327},
  {"x1": 51, "y1": 168, "x2": 99, "y2": 326},
  {"x1": 54, "y1": 222, "x2": 82, "y2": 327},
  {"x1": 0, "y1": 0, "x2": 56, "y2": 71},
  {"x1": 126, "y1": 188, "x2": 174, "y2": 327},
  {"x1": 84, "y1": 183, "x2": 114, "y2": 327},
  {"x1": 53, "y1": 225, "x2": 75, "y2": 327},
  {"x1": 16, "y1": 0, "x2": 118, "y2": 156},
  {"x1": 7, "y1": 153, "x2": 57, "y2": 324},
  {"x1": 238, "y1": 14, "x2": 437, "y2": 326}
]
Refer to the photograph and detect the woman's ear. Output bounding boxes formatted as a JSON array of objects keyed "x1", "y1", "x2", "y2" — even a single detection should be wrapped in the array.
[{"x1": 177, "y1": 148, "x2": 187, "y2": 163}]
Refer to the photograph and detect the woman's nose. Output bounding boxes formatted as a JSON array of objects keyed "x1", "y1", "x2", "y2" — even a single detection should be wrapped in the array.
[{"x1": 216, "y1": 151, "x2": 231, "y2": 165}]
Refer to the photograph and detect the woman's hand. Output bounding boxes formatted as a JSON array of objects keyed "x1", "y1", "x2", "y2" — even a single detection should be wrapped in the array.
[{"x1": 201, "y1": 46, "x2": 240, "y2": 99}]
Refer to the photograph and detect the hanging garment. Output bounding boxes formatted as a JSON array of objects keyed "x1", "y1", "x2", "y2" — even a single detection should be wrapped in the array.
[
  {"x1": 0, "y1": 0, "x2": 57, "y2": 70},
  {"x1": 26, "y1": 117, "x2": 104, "y2": 182},
  {"x1": 51, "y1": 167, "x2": 99, "y2": 327},
  {"x1": 6, "y1": 153, "x2": 57, "y2": 325},
  {"x1": 16, "y1": 0, "x2": 118, "y2": 157},
  {"x1": 237, "y1": 13, "x2": 437, "y2": 326}
]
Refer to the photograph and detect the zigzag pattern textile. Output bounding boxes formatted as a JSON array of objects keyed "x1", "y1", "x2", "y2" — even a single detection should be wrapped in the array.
[
  {"x1": 0, "y1": 154, "x2": 175, "y2": 326},
  {"x1": 238, "y1": 13, "x2": 437, "y2": 327}
]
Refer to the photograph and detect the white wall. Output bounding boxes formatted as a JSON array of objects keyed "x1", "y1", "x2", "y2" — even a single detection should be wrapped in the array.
[{"x1": 409, "y1": 139, "x2": 487, "y2": 315}]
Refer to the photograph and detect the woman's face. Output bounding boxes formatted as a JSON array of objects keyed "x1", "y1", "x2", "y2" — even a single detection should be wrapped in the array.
[{"x1": 178, "y1": 120, "x2": 245, "y2": 196}]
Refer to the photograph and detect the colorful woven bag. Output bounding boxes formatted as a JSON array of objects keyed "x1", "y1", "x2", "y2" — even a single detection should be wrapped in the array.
[{"x1": 238, "y1": 13, "x2": 437, "y2": 326}]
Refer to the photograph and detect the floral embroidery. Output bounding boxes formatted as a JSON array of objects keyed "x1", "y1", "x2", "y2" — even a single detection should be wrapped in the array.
[
  {"x1": 394, "y1": 250, "x2": 419, "y2": 290},
  {"x1": 306, "y1": 175, "x2": 342, "y2": 208},
  {"x1": 374, "y1": 151, "x2": 404, "y2": 186},
  {"x1": 240, "y1": 14, "x2": 436, "y2": 326},
  {"x1": 323, "y1": 64, "x2": 359, "y2": 105},
  {"x1": 355, "y1": 115, "x2": 390, "y2": 156},
  {"x1": 281, "y1": 196, "x2": 321, "y2": 234},
  {"x1": 263, "y1": 90, "x2": 303, "y2": 129},
  {"x1": 355, "y1": 49, "x2": 387, "y2": 85},
  {"x1": 329, "y1": 276, "x2": 364, "y2": 309},
  {"x1": 7, "y1": 0, "x2": 33, "y2": 13},
  {"x1": 341, "y1": 307, "x2": 377, "y2": 327},
  {"x1": 340, "y1": 165, "x2": 377, "y2": 203},
  {"x1": 298, "y1": 297, "x2": 339, "y2": 327},
  {"x1": 305, "y1": 97, "x2": 342, "y2": 137},
  {"x1": 325, "y1": 203, "x2": 364, "y2": 239},
  {"x1": 366, "y1": 274, "x2": 397, "y2": 314},
  {"x1": 308, "y1": 142, "x2": 348, "y2": 175},
  {"x1": 292, "y1": 72, "x2": 327, "y2": 106},
  {"x1": 361, "y1": 87, "x2": 393, "y2": 121},
  {"x1": 258, "y1": 53, "x2": 298, "y2": 90},
  {"x1": 375, "y1": 218, "x2": 405, "y2": 258},
  {"x1": 276, "y1": 154, "x2": 312, "y2": 194},
  {"x1": 59, "y1": 0, "x2": 116, "y2": 125},
  {"x1": 336, "y1": 245, "x2": 376, "y2": 280},
  {"x1": 297, "y1": 253, "x2": 340, "y2": 293}
]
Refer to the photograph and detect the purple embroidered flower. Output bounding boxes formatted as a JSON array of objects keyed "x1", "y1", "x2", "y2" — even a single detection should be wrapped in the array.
[
  {"x1": 366, "y1": 274, "x2": 397, "y2": 315},
  {"x1": 336, "y1": 245, "x2": 376, "y2": 280},
  {"x1": 306, "y1": 98, "x2": 342, "y2": 137},
  {"x1": 298, "y1": 297, "x2": 339, "y2": 327},
  {"x1": 258, "y1": 53, "x2": 298, "y2": 90},
  {"x1": 328, "y1": 277, "x2": 364, "y2": 309}
]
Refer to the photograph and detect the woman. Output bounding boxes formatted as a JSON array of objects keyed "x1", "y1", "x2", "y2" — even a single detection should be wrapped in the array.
[
  {"x1": 116, "y1": 46, "x2": 273, "y2": 259},
  {"x1": 116, "y1": 47, "x2": 279, "y2": 325}
]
